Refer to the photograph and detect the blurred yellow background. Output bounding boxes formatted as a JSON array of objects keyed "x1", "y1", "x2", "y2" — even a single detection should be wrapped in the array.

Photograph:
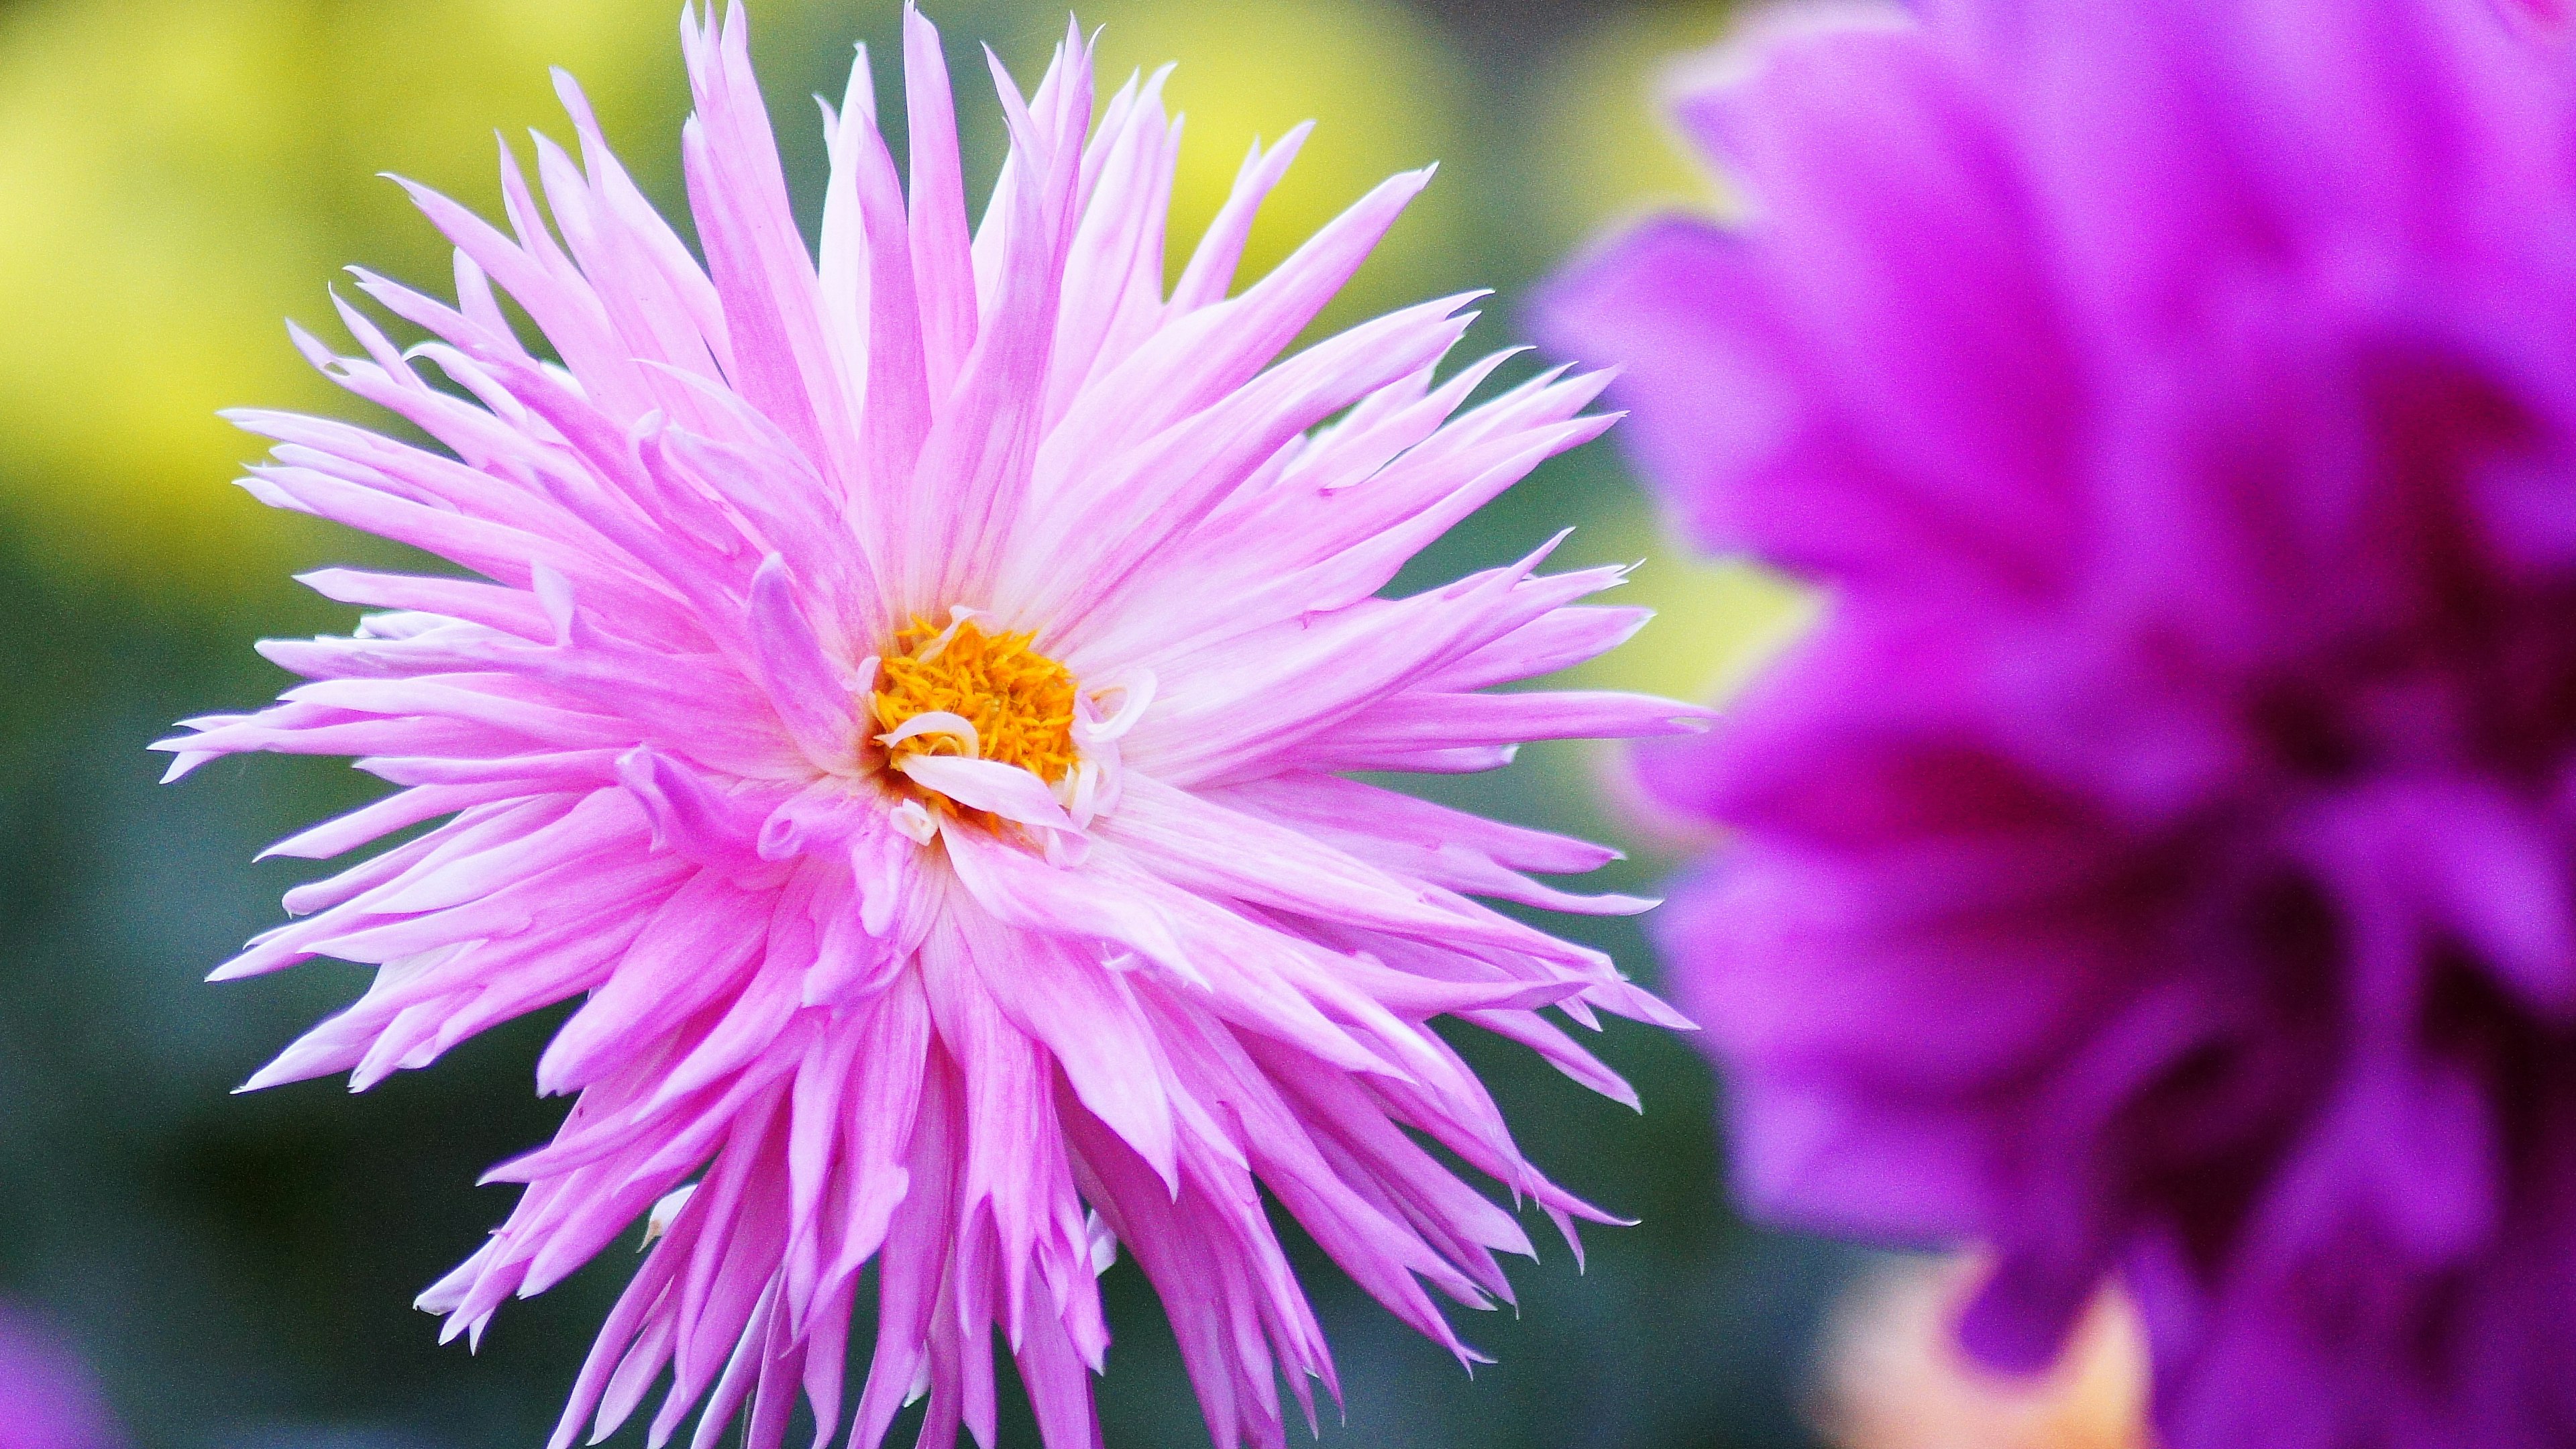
[{"x1": 0, "y1": 0, "x2": 1794, "y2": 700}]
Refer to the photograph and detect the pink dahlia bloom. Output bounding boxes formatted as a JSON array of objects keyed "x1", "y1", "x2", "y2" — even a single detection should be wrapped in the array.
[
  {"x1": 1543, "y1": 0, "x2": 2576, "y2": 1446},
  {"x1": 162, "y1": 7, "x2": 1701, "y2": 1448}
]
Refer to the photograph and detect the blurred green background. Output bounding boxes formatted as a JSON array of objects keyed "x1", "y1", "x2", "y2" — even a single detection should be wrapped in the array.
[{"x1": 0, "y1": 0, "x2": 1843, "y2": 1445}]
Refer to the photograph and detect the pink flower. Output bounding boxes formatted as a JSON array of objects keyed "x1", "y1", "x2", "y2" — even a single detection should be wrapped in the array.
[
  {"x1": 1542, "y1": 0, "x2": 2576, "y2": 1444},
  {"x1": 160, "y1": 7, "x2": 1703, "y2": 1448}
]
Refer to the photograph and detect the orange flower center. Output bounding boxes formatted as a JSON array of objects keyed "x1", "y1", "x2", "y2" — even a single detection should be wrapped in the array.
[{"x1": 871, "y1": 617, "x2": 1080, "y2": 806}]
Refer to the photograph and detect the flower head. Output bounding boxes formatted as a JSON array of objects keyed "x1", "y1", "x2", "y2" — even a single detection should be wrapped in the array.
[
  {"x1": 1543, "y1": 1, "x2": 2576, "y2": 1445},
  {"x1": 161, "y1": 6, "x2": 1703, "y2": 1448}
]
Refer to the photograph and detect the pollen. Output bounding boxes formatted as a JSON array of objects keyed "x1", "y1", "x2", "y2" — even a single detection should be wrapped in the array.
[{"x1": 871, "y1": 616, "x2": 1080, "y2": 801}]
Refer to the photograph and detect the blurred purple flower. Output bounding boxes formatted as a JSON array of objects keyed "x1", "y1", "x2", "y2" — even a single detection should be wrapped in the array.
[
  {"x1": 1543, "y1": 1, "x2": 2576, "y2": 1445},
  {"x1": 158, "y1": 5, "x2": 1699, "y2": 1448},
  {"x1": 0, "y1": 1307, "x2": 119, "y2": 1449}
]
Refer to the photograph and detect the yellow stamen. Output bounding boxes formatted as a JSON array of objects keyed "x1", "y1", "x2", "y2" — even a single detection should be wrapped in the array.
[{"x1": 871, "y1": 616, "x2": 1079, "y2": 816}]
